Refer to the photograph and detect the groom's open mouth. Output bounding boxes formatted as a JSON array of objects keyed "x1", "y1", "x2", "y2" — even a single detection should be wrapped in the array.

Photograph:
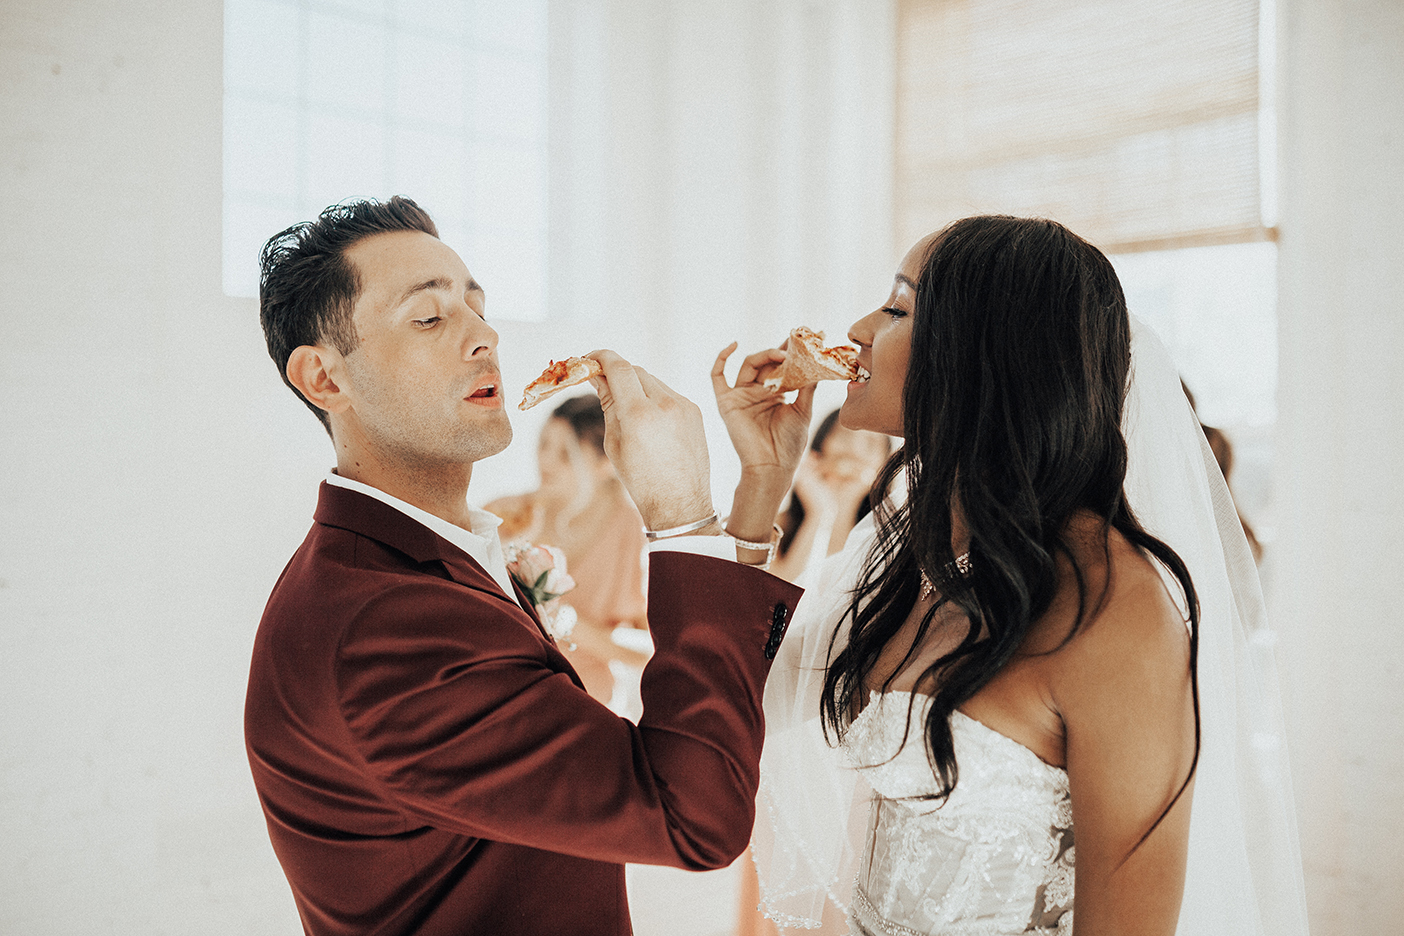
[
  {"x1": 852, "y1": 364, "x2": 871, "y2": 384},
  {"x1": 465, "y1": 374, "x2": 503, "y2": 406}
]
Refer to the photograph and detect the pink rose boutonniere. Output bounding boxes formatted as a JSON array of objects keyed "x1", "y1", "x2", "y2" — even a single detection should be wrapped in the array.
[{"x1": 504, "y1": 541, "x2": 579, "y2": 648}]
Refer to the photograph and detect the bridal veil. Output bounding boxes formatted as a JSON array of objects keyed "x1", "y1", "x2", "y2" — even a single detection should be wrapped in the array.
[{"x1": 751, "y1": 316, "x2": 1310, "y2": 935}]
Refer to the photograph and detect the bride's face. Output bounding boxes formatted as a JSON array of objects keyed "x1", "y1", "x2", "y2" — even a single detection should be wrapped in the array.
[{"x1": 841, "y1": 234, "x2": 936, "y2": 436}]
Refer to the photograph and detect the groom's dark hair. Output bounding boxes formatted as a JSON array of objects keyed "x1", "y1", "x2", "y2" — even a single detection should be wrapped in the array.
[{"x1": 258, "y1": 196, "x2": 439, "y2": 433}]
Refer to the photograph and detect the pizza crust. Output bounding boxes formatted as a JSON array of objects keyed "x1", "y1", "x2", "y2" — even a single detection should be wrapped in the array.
[{"x1": 518, "y1": 356, "x2": 603, "y2": 411}]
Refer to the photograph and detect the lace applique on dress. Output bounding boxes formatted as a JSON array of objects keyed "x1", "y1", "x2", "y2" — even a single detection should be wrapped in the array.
[{"x1": 840, "y1": 691, "x2": 1073, "y2": 936}]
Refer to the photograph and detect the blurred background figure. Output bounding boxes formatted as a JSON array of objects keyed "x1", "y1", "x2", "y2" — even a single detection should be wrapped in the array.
[
  {"x1": 1183, "y1": 382, "x2": 1264, "y2": 562},
  {"x1": 487, "y1": 394, "x2": 651, "y2": 718},
  {"x1": 768, "y1": 409, "x2": 894, "y2": 584}
]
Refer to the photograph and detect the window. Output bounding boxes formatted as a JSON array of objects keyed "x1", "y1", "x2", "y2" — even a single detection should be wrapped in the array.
[
  {"x1": 894, "y1": 0, "x2": 1278, "y2": 527},
  {"x1": 894, "y1": 0, "x2": 1268, "y2": 253},
  {"x1": 222, "y1": 0, "x2": 549, "y2": 321},
  {"x1": 1111, "y1": 240, "x2": 1277, "y2": 531},
  {"x1": 1113, "y1": 242, "x2": 1276, "y2": 430}
]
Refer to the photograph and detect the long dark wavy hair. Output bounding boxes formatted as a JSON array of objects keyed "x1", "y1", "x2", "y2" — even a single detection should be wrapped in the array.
[{"x1": 820, "y1": 215, "x2": 1200, "y2": 854}]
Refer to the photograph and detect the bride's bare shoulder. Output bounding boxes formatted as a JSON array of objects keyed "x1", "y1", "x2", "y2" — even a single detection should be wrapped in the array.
[{"x1": 1043, "y1": 515, "x2": 1192, "y2": 700}]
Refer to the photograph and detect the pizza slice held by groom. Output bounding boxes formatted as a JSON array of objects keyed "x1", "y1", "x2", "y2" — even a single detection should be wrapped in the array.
[
  {"x1": 245, "y1": 197, "x2": 800, "y2": 936},
  {"x1": 518, "y1": 356, "x2": 603, "y2": 410}
]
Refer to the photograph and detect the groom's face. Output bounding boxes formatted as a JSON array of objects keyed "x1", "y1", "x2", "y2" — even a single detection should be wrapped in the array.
[{"x1": 336, "y1": 230, "x2": 513, "y2": 466}]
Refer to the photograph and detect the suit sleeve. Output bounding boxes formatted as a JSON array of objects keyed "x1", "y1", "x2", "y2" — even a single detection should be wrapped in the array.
[{"x1": 334, "y1": 551, "x2": 801, "y2": 870}]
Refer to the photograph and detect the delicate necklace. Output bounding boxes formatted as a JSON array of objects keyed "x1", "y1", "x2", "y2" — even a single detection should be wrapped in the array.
[{"x1": 919, "y1": 551, "x2": 973, "y2": 600}]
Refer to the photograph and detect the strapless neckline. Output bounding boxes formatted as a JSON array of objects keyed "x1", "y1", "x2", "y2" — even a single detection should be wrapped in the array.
[
  {"x1": 856, "y1": 689, "x2": 1066, "y2": 776},
  {"x1": 843, "y1": 689, "x2": 1076, "y2": 935}
]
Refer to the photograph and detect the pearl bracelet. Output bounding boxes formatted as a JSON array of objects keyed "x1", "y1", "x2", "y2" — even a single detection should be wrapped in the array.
[{"x1": 726, "y1": 523, "x2": 784, "y2": 568}]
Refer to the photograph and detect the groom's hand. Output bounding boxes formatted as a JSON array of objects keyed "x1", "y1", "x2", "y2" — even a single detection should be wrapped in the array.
[{"x1": 587, "y1": 350, "x2": 718, "y2": 533}]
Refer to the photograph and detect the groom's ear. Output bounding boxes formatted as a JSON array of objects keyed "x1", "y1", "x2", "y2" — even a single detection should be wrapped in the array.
[{"x1": 286, "y1": 345, "x2": 351, "y2": 418}]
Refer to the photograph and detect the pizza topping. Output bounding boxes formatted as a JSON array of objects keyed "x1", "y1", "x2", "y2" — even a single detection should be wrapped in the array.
[{"x1": 519, "y1": 356, "x2": 603, "y2": 410}]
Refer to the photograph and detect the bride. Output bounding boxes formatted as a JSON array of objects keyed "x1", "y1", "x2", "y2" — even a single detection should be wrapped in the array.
[{"x1": 712, "y1": 216, "x2": 1308, "y2": 935}]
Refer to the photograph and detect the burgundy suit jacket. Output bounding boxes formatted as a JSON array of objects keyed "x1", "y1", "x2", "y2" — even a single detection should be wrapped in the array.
[{"x1": 245, "y1": 483, "x2": 800, "y2": 935}]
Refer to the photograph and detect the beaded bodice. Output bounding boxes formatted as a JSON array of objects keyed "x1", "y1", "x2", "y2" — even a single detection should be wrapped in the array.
[{"x1": 840, "y1": 691, "x2": 1074, "y2": 936}]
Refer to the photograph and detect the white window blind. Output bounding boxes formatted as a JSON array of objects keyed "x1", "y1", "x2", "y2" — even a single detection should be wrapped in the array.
[
  {"x1": 223, "y1": 0, "x2": 549, "y2": 320},
  {"x1": 895, "y1": 0, "x2": 1267, "y2": 253}
]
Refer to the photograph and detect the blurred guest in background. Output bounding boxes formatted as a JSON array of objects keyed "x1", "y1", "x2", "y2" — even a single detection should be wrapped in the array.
[
  {"x1": 769, "y1": 409, "x2": 893, "y2": 584},
  {"x1": 487, "y1": 394, "x2": 651, "y2": 716},
  {"x1": 1183, "y1": 383, "x2": 1263, "y2": 562}
]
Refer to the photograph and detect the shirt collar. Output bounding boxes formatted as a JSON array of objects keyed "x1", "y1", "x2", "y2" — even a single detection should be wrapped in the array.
[{"x1": 323, "y1": 470, "x2": 503, "y2": 560}]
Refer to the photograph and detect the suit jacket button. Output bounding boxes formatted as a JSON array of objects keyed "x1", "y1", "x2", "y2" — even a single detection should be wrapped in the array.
[{"x1": 765, "y1": 603, "x2": 790, "y2": 660}]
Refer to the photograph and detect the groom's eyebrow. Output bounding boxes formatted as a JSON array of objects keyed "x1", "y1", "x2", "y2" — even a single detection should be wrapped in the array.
[{"x1": 395, "y1": 276, "x2": 484, "y2": 307}]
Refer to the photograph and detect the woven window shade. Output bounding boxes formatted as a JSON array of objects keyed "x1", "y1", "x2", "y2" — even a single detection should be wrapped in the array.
[{"x1": 896, "y1": 0, "x2": 1267, "y2": 253}]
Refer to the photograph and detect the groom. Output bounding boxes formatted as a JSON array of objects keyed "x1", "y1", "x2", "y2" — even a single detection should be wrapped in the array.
[{"x1": 244, "y1": 197, "x2": 800, "y2": 935}]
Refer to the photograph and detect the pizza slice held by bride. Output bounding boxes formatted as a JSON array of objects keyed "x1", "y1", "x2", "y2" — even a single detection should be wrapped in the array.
[
  {"x1": 517, "y1": 327, "x2": 865, "y2": 411},
  {"x1": 762, "y1": 326, "x2": 866, "y2": 391}
]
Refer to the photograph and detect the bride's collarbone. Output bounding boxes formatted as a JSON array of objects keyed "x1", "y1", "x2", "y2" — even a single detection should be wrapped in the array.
[
  {"x1": 861, "y1": 599, "x2": 1068, "y2": 769},
  {"x1": 864, "y1": 593, "x2": 981, "y2": 694}
]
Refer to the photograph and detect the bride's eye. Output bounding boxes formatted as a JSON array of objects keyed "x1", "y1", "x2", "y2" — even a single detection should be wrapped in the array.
[{"x1": 881, "y1": 306, "x2": 908, "y2": 319}]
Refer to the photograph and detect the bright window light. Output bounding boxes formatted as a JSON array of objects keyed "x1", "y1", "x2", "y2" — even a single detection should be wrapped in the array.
[
  {"x1": 1112, "y1": 241, "x2": 1277, "y2": 430},
  {"x1": 222, "y1": 0, "x2": 549, "y2": 321}
]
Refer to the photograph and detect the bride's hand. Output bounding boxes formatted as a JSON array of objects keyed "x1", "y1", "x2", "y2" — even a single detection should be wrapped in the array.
[{"x1": 711, "y1": 341, "x2": 815, "y2": 485}]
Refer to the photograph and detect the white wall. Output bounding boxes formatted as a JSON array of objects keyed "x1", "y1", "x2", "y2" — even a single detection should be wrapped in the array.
[
  {"x1": 0, "y1": 2, "x2": 317, "y2": 931},
  {"x1": 522, "y1": 0, "x2": 896, "y2": 508},
  {"x1": 1273, "y1": 0, "x2": 1404, "y2": 933},
  {"x1": 0, "y1": 1, "x2": 894, "y2": 932}
]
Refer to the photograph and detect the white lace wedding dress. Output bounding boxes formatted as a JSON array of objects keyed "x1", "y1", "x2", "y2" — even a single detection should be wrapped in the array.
[
  {"x1": 842, "y1": 691, "x2": 1073, "y2": 936},
  {"x1": 751, "y1": 318, "x2": 1309, "y2": 936}
]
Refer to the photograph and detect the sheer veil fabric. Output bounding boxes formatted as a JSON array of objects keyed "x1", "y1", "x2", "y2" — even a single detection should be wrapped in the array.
[{"x1": 751, "y1": 316, "x2": 1310, "y2": 935}]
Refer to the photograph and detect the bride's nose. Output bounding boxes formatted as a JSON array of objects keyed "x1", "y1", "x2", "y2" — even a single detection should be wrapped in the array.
[{"x1": 848, "y1": 310, "x2": 877, "y2": 349}]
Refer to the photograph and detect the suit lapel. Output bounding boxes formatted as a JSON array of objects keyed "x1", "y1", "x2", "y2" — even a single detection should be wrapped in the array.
[
  {"x1": 509, "y1": 577, "x2": 545, "y2": 630},
  {"x1": 438, "y1": 548, "x2": 573, "y2": 676},
  {"x1": 315, "y1": 482, "x2": 528, "y2": 618},
  {"x1": 434, "y1": 552, "x2": 550, "y2": 643},
  {"x1": 314, "y1": 482, "x2": 581, "y2": 684}
]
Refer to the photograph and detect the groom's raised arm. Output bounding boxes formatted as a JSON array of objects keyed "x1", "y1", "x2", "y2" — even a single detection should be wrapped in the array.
[{"x1": 330, "y1": 549, "x2": 798, "y2": 869}]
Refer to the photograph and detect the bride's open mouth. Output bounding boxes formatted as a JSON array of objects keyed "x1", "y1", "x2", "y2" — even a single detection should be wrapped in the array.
[{"x1": 852, "y1": 365, "x2": 871, "y2": 384}]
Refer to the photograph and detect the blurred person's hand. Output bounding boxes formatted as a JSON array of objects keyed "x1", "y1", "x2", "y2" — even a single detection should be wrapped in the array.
[{"x1": 791, "y1": 450, "x2": 871, "y2": 519}]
